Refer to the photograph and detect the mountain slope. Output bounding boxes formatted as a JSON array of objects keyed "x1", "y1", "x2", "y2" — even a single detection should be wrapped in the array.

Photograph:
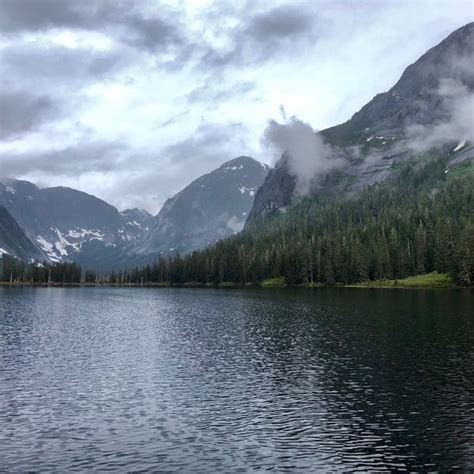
[
  {"x1": 119, "y1": 208, "x2": 153, "y2": 242},
  {"x1": 248, "y1": 22, "x2": 474, "y2": 221},
  {"x1": 0, "y1": 205, "x2": 44, "y2": 261},
  {"x1": 131, "y1": 156, "x2": 269, "y2": 259},
  {"x1": 0, "y1": 179, "x2": 150, "y2": 265}
]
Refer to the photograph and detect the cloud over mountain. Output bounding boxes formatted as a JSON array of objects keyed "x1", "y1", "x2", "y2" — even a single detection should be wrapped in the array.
[{"x1": 0, "y1": 0, "x2": 471, "y2": 212}]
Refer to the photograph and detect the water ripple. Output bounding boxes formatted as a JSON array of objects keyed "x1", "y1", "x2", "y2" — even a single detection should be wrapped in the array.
[{"x1": 0, "y1": 287, "x2": 473, "y2": 472}]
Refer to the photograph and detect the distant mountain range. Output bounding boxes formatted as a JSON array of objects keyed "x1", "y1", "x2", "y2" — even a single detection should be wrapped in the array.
[
  {"x1": 0, "y1": 178, "x2": 152, "y2": 265},
  {"x1": 0, "y1": 156, "x2": 269, "y2": 268}
]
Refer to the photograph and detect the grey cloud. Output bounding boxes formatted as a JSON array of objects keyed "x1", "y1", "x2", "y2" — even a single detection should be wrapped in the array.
[
  {"x1": 118, "y1": 13, "x2": 185, "y2": 53},
  {"x1": 1, "y1": 43, "x2": 131, "y2": 87},
  {"x1": 0, "y1": 1, "x2": 321, "y2": 81},
  {"x1": 164, "y1": 122, "x2": 248, "y2": 165},
  {"x1": 0, "y1": 41, "x2": 135, "y2": 139},
  {"x1": 248, "y1": 4, "x2": 315, "y2": 42},
  {"x1": 186, "y1": 80, "x2": 256, "y2": 104},
  {"x1": 0, "y1": 141, "x2": 126, "y2": 177},
  {"x1": 156, "y1": 110, "x2": 191, "y2": 129},
  {"x1": 200, "y1": 4, "x2": 322, "y2": 68},
  {"x1": 0, "y1": 0, "x2": 84, "y2": 33},
  {"x1": 0, "y1": 0, "x2": 185, "y2": 49},
  {"x1": 0, "y1": 91, "x2": 60, "y2": 139}
]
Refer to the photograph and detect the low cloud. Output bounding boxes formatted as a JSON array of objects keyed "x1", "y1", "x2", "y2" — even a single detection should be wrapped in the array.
[
  {"x1": 226, "y1": 215, "x2": 245, "y2": 233},
  {"x1": 263, "y1": 116, "x2": 341, "y2": 195},
  {"x1": 405, "y1": 77, "x2": 474, "y2": 153}
]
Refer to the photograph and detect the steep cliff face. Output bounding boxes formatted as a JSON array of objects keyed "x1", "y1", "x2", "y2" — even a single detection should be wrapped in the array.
[
  {"x1": 247, "y1": 158, "x2": 295, "y2": 221},
  {"x1": 323, "y1": 22, "x2": 474, "y2": 147},
  {"x1": 248, "y1": 22, "x2": 474, "y2": 222},
  {"x1": 0, "y1": 205, "x2": 44, "y2": 261}
]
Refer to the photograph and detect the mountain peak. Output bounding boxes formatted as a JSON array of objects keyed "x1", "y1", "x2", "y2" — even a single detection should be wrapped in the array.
[
  {"x1": 130, "y1": 155, "x2": 270, "y2": 260},
  {"x1": 218, "y1": 156, "x2": 267, "y2": 171},
  {"x1": 121, "y1": 208, "x2": 153, "y2": 219}
]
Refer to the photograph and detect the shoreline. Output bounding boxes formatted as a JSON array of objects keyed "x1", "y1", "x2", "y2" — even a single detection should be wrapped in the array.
[{"x1": 1, "y1": 282, "x2": 468, "y2": 290}]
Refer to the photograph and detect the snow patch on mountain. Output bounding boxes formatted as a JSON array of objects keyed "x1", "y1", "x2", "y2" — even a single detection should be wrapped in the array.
[
  {"x1": 35, "y1": 227, "x2": 111, "y2": 262},
  {"x1": 225, "y1": 165, "x2": 244, "y2": 171},
  {"x1": 66, "y1": 228, "x2": 105, "y2": 239},
  {"x1": 35, "y1": 235, "x2": 61, "y2": 262},
  {"x1": 54, "y1": 230, "x2": 72, "y2": 256},
  {"x1": 238, "y1": 186, "x2": 256, "y2": 196}
]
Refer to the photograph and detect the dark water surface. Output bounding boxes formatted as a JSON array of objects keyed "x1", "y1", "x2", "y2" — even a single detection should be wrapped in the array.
[{"x1": 0, "y1": 287, "x2": 473, "y2": 472}]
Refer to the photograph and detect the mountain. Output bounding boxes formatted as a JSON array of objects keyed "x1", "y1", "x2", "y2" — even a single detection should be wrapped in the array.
[
  {"x1": 0, "y1": 156, "x2": 268, "y2": 268},
  {"x1": 0, "y1": 179, "x2": 150, "y2": 266},
  {"x1": 0, "y1": 205, "x2": 44, "y2": 261},
  {"x1": 119, "y1": 208, "x2": 153, "y2": 242},
  {"x1": 130, "y1": 156, "x2": 269, "y2": 259},
  {"x1": 249, "y1": 22, "x2": 474, "y2": 221}
]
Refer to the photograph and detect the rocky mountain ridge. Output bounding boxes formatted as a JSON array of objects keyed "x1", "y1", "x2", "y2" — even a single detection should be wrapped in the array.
[{"x1": 248, "y1": 22, "x2": 474, "y2": 222}]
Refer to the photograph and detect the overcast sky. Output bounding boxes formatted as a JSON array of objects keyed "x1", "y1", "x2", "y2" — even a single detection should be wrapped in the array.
[{"x1": 0, "y1": 0, "x2": 472, "y2": 213}]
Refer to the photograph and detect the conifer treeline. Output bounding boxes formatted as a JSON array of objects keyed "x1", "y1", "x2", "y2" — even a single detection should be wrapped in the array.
[
  {"x1": 0, "y1": 257, "x2": 95, "y2": 284},
  {"x1": 119, "y1": 158, "x2": 474, "y2": 287}
]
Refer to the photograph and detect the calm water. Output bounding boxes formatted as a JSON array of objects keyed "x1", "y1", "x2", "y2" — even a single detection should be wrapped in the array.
[{"x1": 0, "y1": 287, "x2": 473, "y2": 472}]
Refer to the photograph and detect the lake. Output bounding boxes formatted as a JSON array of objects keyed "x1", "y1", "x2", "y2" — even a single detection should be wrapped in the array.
[{"x1": 0, "y1": 287, "x2": 473, "y2": 471}]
